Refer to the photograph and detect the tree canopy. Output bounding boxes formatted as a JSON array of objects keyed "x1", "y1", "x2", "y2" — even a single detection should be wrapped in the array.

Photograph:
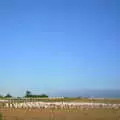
[{"x1": 25, "y1": 91, "x2": 48, "y2": 98}]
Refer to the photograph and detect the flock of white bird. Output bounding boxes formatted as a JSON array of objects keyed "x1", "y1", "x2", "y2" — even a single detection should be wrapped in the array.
[{"x1": 3, "y1": 101, "x2": 120, "y2": 109}]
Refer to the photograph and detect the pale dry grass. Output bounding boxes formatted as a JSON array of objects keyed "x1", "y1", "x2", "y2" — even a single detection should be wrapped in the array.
[{"x1": 1, "y1": 108, "x2": 120, "y2": 120}]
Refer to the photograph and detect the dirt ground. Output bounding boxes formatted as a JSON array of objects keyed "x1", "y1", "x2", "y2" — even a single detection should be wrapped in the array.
[{"x1": 0, "y1": 108, "x2": 120, "y2": 120}]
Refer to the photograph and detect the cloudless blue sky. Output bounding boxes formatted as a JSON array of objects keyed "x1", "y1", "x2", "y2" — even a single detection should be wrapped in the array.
[{"x1": 0, "y1": 0, "x2": 120, "y2": 97}]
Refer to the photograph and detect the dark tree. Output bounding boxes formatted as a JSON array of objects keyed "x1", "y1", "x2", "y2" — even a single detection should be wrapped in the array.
[
  {"x1": 5, "y1": 93, "x2": 12, "y2": 98},
  {"x1": 40, "y1": 94, "x2": 48, "y2": 98},
  {"x1": 0, "y1": 94, "x2": 3, "y2": 98},
  {"x1": 25, "y1": 90, "x2": 32, "y2": 97},
  {"x1": 0, "y1": 95, "x2": 3, "y2": 98},
  {"x1": 24, "y1": 90, "x2": 48, "y2": 98}
]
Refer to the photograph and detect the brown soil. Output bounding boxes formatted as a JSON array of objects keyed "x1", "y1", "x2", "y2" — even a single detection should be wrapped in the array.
[{"x1": 0, "y1": 108, "x2": 120, "y2": 120}]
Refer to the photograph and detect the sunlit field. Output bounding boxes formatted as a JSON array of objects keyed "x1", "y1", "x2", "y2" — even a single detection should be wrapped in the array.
[
  {"x1": 0, "y1": 98, "x2": 120, "y2": 120},
  {"x1": 1, "y1": 107, "x2": 120, "y2": 120}
]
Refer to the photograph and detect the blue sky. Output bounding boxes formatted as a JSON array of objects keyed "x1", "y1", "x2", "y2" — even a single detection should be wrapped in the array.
[{"x1": 0, "y1": 0, "x2": 120, "y2": 97}]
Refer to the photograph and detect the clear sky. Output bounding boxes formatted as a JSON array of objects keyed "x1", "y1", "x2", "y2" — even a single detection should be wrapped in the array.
[{"x1": 0, "y1": 0, "x2": 120, "y2": 97}]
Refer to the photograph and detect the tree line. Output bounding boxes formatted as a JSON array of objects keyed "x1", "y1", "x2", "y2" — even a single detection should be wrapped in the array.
[
  {"x1": 0, "y1": 90, "x2": 48, "y2": 98},
  {"x1": 25, "y1": 90, "x2": 48, "y2": 98}
]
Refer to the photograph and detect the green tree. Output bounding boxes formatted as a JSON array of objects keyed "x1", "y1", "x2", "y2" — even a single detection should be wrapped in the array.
[
  {"x1": 5, "y1": 93, "x2": 12, "y2": 98},
  {"x1": 0, "y1": 94, "x2": 3, "y2": 98},
  {"x1": 25, "y1": 90, "x2": 32, "y2": 97},
  {"x1": 40, "y1": 94, "x2": 48, "y2": 98}
]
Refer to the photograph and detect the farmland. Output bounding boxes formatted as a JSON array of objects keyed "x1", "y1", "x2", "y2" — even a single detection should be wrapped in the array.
[
  {"x1": 0, "y1": 98, "x2": 120, "y2": 120},
  {"x1": 1, "y1": 107, "x2": 120, "y2": 120}
]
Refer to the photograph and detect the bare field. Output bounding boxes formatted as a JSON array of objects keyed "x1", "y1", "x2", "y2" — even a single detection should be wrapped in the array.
[
  {"x1": 0, "y1": 108, "x2": 120, "y2": 120},
  {"x1": 1, "y1": 98, "x2": 120, "y2": 120}
]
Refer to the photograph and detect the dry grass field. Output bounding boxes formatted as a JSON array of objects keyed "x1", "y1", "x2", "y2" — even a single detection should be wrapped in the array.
[
  {"x1": 0, "y1": 108, "x2": 120, "y2": 120},
  {"x1": 0, "y1": 98, "x2": 120, "y2": 120}
]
